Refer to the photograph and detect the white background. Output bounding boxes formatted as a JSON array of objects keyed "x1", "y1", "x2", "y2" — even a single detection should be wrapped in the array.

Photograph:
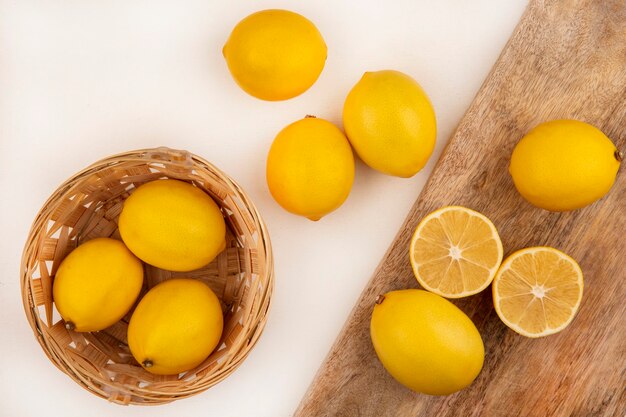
[{"x1": 0, "y1": 1, "x2": 527, "y2": 416}]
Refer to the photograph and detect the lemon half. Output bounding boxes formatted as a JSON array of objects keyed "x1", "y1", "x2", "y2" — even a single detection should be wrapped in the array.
[
  {"x1": 410, "y1": 206, "x2": 503, "y2": 298},
  {"x1": 493, "y1": 247, "x2": 583, "y2": 338}
]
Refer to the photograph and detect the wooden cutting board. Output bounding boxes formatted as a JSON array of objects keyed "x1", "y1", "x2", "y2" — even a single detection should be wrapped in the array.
[{"x1": 295, "y1": 1, "x2": 626, "y2": 416}]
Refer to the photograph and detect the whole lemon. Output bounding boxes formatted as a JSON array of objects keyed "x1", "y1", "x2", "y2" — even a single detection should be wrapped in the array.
[
  {"x1": 223, "y1": 9, "x2": 327, "y2": 101},
  {"x1": 266, "y1": 117, "x2": 355, "y2": 220},
  {"x1": 343, "y1": 70, "x2": 437, "y2": 177},
  {"x1": 128, "y1": 278, "x2": 223, "y2": 375},
  {"x1": 53, "y1": 238, "x2": 143, "y2": 332},
  {"x1": 509, "y1": 120, "x2": 621, "y2": 211},
  {"x1": 370, "y1": 290, "x2": 484, "y2": 395},
  {"x1": 119, "y1": 179, "x2": 226, "y2": 272}
]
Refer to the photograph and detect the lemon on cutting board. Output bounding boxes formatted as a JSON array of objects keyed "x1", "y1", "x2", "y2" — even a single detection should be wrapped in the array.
[
  {"x1": 493, "y1": 247, "x2": 584, "y2": 338},
  {"x1": 223, "y1": 9, "x2": 327, "y2": 101},
  {"x1": 509, "y1": 119, "x2": 621, "y2": 211},
  {"x1": 53, "y1": 237, "x2": 143, "y2": 332},
  {"x1": 409, "y1": 206, "x2": 503, "y2": 298},
  {"x1": 266, "y1": 116, "x2": 355, "y2": 220},
  {"x1": 343, "y1": 70, "x2": 437, "y2": 177},
  {"x1": 370, "y1": 289, "x2": 484, "y2": 395},
  {"x1": 128, "y1": 278, "x2": 224, "y2": 375},
  {"x1": 119, "y1": 179, "x2": 226, "y2": 272}
]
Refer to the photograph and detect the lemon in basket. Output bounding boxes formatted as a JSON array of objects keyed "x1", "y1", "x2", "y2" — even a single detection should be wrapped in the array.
[
  {"x1": 266, "y1": 116, "x2": 355, "y2": 220},
  {"x1": 128, "y1": 278, "x2": 224, "y2": 375},
  {"x1": 53, "y1": 237, "x2": 143, "y2": 332},
  {"x1": 509, "y1": 119, "x2": 621, "y2": 211},
  {"x1": 119, "y1": 179, "x2": 226, "y2": 272},
  {"x1": 371, "y1": 289, "x2": 484, "y2": 395},
  {"x1": 223, "y1": 9, "x2": 327, "y2": 101},
  {"x1": 343, "y1": 70, "x2": 436, "y2": 177}
]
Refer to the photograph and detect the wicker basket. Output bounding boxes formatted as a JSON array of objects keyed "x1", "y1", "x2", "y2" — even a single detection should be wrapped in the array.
[{"x1": 20, "y1": 147, "x2": 274, "y2": 405}]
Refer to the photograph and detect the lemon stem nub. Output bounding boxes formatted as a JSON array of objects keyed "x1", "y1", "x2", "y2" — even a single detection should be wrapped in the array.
[
  {"x1": 615, "y1": 150, "x2": 623, "y2": 162},
  {"x1": 142, "y1": 360, "x2": 153, "y2": 368},
  {"x1": 305, "y1": 115, "x2": 317, "y2": 119},
  {"x1": 375, "y1": 295, "x2": 385, "y2": 305},
  {"x1": 65, "y1": 321, "x2": 75, "y2": 331}
]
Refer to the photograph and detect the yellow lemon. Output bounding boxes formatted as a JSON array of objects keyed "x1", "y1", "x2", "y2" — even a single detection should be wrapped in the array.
[
  {"x1": 509, "y1": 119, "x2": 621, "y2": 211},
  {"x1": 266, "y1": 116, "x2": 354, "y2": 220},
  {"x1": 223, "y1": 9, "x2": 327, "y2": 101},
  {"x1": 53, "y1": 237, "x2": 143, "y2": 332},
  {"x1": 128, "y1": 278, "x2": 224, "y2": 375},
  {"x1": 493, "y1": 247, "x2": 583, "y2": 338},
  {"x1": 371, "y1": 290, "x2": 484, "y2": 395},
  {"x1": 343, "y1": 70, "x2": 437, "y2": 177},
  {"x1": 119, "y1": 179, "x2": 226, "y2": 272},
  {"x1": 410, "y1": 206, "x2": 503, "y2": 298}
]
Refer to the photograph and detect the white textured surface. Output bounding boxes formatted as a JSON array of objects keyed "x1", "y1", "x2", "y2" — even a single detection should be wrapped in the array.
[{"x1": 0, "y1": 1, "x2": 526, "y2": 415}]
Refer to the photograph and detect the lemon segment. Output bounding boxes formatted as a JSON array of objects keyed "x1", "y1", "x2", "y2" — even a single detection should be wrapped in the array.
[
  {"x1": 493, "y1": 247, "x2": 583, "y2": 338},
  {"x1": 409, "y1": 206, "x2": 503, "y2": 298}
]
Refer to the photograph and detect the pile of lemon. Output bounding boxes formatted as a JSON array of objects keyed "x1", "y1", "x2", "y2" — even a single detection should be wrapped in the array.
[
  {"x1": 223, "y1": 10, "x2": 436, "y2": 220},
  {"x1": 223, "y1": 10, "x2": 619, "y2": 219},
  {"x1": 222, "y1": 8, "x2": 622, "y2": 397},
  {"x1": 53, "y1": 7, "x2": 622, "y2": 390},
  {"x1": 53, "y1": 180, "x2": 226, "y2": 375}
]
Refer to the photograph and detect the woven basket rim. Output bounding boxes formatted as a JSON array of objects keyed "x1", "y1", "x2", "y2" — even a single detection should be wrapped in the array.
[{"x1": 20, "y1": 146, "x2": 274, "y2": 405}]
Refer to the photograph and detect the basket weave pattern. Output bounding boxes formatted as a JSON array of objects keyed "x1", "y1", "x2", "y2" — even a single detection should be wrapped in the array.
[{"x1": 20, "y1": 147, "x2": 273, "y2": 405}]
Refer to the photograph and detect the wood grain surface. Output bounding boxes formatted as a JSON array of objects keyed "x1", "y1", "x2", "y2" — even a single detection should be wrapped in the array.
[{"x1": 295, "y1": 1, "x2": 626, "y2": 416}]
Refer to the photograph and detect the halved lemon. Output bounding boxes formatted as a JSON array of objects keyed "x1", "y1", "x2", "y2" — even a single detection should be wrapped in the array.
[
  {"x1": 409, "y1": 206, "x2": 503, "y2": 298},
  {"x1": 492, "y1": 247, "x2": 583, "y2": 338}
]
